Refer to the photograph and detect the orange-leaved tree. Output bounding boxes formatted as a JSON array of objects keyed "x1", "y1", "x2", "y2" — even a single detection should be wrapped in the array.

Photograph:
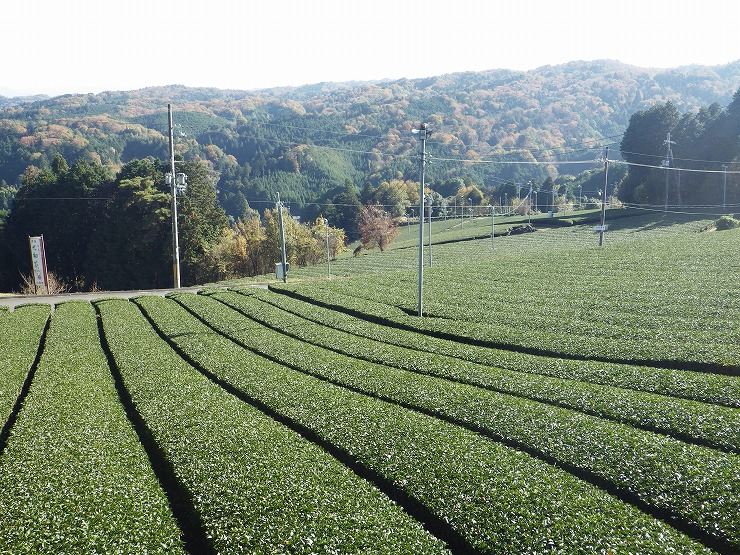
[{"x1": 358, "y1": 205, "x2": 399, "y2": 252}]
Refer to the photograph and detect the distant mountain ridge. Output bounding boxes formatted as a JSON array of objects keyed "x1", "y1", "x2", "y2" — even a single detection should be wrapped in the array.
[{"x1": 1, "y1": 59, "x2": 738, "y2": 213}]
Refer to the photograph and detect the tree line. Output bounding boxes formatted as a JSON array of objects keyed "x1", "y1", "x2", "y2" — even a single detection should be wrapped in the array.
[
  {"x1": 0, "y1": 156, "x2": 344, "y2": 293},
  {"x1": 619, "y1": 89, "x2": 740, "y2": 206}
]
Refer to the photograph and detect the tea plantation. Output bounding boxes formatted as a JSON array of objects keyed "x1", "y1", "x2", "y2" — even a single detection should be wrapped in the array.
[{"x1": 1, "y1": 209, "x2": 738, "y2": 554}]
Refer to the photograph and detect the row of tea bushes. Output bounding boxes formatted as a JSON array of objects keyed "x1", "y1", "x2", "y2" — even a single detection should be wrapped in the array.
[
  {"x1": 223, "y1": 287, "x2": 740, "y2": 453},
  {"x1": 0, "y1": 302, "x2": 184, "y2": 554},
  {"x1": 266, "y1": 284, "x2": 740, "y2": 408},
  {"x1": 0, "y1": 304, "x2": 49, "y2": 429},
  {"x1": 97, "y1": 298, "x2": 448, "y2": 554},
  {"x1": 141, "y1": 293, "x2": 716, "y2": 554},
  {"x1": 168, "y1": 291, "x2": 739, "y2": 553}
]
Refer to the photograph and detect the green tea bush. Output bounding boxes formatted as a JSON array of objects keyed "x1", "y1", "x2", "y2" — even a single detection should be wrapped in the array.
[
  {"x1": 174, "y1": 291, "x2": 740, "y2": 552},
  {"x1": 157, "y1": 292, "x2": 717, "y2": 554},
  {"x1": 0, "y1": 304, "x2": 49, "y2": 428},
  {"x1": 0, "y1": 302, "x2": 184, "y2": 554},
  {"x1": 98, "y1": 297, "x2": 447, "y2": 555}
]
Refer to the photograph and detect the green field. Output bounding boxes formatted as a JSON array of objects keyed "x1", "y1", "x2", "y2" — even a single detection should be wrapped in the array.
[{"x1": 1, "y1": 209, "x2": 738, "y2": 554}]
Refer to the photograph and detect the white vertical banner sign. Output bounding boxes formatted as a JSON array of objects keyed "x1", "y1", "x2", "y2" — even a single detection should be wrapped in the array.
[{"x1": 28, "y1": 235, "x2": 49, "y2": 294}]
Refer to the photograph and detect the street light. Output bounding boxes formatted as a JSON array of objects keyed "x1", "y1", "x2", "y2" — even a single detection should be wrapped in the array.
[{"x1": 723, "y1": 164, "x2": 728, "y2": 211}]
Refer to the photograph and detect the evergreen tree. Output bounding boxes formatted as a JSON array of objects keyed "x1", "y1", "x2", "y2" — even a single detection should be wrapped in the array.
[
  {"x1": 620, "y1": 102, "x2": 680, "y2": 203},
  {"x1": 330, "y1": 180, "x2": 362, "y2": 241}
]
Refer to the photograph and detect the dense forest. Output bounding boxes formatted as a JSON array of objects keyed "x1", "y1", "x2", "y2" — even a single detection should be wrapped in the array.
[{"x1": 0, "y1": 59, "x2": 738, "y2": 292}]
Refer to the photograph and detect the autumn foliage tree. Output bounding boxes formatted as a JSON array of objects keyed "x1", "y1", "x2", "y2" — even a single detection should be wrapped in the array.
[{"x1": 357, "y1": 205, "x2": 400, "y2": 252}]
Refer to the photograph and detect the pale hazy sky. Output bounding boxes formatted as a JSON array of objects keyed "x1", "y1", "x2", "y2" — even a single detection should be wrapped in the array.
[{"x1": 2, "y1": 0, "x2": 739, "y2": 97}]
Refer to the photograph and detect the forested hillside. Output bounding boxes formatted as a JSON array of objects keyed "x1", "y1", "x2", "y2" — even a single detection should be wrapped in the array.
[
  {"x1": 1, "y1": 59, "x2": 738, "y2": 220},
  {"x1": 1, "y1": 59, "x2": 738, "y2": 293}
]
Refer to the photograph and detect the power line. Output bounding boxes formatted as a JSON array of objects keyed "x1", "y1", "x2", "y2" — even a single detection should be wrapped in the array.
[
  {"x1": 429, "y1": 155, "x2": 600, "y2": 165},
  {"x1": 615, "y1": 160, "x2": 740, "y2": 174}
]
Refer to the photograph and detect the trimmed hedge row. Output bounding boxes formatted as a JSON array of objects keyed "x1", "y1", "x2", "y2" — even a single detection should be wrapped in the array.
[
  {"x1": 0, "y1": 304, "x2": 49, "y2": 429},
  {"x1": 226, "y1": 287, "x2": 740, "y2": 453},
  {"x1": 145, "y1": 293, "x2": 716, "y2": 554},
  {"x1": 172, "y1": 291, "x2": 740, "y2": 552},
  {"x1": 282, "y1": 278, "x2": 738, "y2": 371},
  {"x1": 97, "y1": 298, "x2": 447, "y2": 555},
  {"x1": 276, "y1": 227, "x2": 740, "y2": 372},
  {"x1": 266, "y1": 284, "x2": 740, "y2": 408},
  {"x1": 0, "y1": 301, "x2": 184, "y2": 554}
]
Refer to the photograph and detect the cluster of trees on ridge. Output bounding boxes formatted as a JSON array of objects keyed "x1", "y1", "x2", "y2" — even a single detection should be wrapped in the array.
[{"x1": 620, "y1": 91, "x2": 740, "y2": 205}]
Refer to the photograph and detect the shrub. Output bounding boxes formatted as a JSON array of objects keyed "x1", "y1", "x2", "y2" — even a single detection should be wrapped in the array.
[{"x1": 716, "y1": 215, "x2": 740, "y2": 230}]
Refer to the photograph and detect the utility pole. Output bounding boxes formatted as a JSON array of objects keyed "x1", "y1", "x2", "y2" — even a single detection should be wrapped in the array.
[
  {"x1": 599, "y1": 146, "x2": 609, "y2": 246},
  {"x1": 723, "y1": 164, "x2": 728, "y2": 211},
  {"x1": 663, "y1": 132, "x2": 675, "y2": 211},
  {"x1": 489, "y1": 205, "x2": 495, "y2": 247},
  {"x1": 324, "y1": 218, "x2": 330, "y2": 277},
  {"x1": 412, "y1": 123, "x2": 430, "y2": 317},
  {"x1": 277, "y1": 192, "x2": 288, "y2": 283},
  {"x1": 167, "y1": 104, "x2": 181, "y2": 288},
  {"x1": 551, "y1": 183, "x2": 556, "y2": 216}
]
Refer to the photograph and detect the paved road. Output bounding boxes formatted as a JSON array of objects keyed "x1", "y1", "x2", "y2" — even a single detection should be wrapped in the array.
[{"x1": 0, "y1": 286, "x2": 208, "y2": 311}]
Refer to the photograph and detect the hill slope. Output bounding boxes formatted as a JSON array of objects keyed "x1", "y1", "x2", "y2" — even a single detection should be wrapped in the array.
[{"x1": 1, "y1": 59, "x2": 738, "y2": 215}]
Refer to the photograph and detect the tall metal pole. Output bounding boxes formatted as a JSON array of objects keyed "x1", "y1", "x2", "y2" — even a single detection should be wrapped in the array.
[
  {"x1": 663, "y1": 132, "x2": 675, "y2": 212},
  {"x1": 277, "y1": 192, "x2": 288, "y2": 283},
  {"x1": 326, "y1": 219, "x2": 331, "y2": 277},
  {"x1": 551, "y1": 184, "x2": 555, "y2": 215},
  {"x1": 489, "y1": 205, "x2": 495, "y2": 248},
  {"x1": 168, "y1": 104, "x2": 181, "y2": 288},
  {"x1": 599, "y1": 146, "x2": 609, "y2": 246},
  {"x1": 415, "y1": 123, "x2": 429, "y2": 317},
  {"x1": 723, "y1": 164, "x2": 728, "y2": 211},
  {"x1": 427, "y1": 195, "x2": 433, "y2": 268}
]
